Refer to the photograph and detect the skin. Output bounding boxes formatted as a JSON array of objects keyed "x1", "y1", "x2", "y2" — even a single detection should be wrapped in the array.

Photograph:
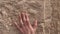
[{"x1": 14, "y1": 12, "x2": 37, "y2": 34}]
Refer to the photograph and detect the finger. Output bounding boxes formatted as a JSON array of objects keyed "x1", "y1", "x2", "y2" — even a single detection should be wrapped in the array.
[
  {"x1": 21, "y1": 12, "x2": 26, "y2": 25},
  {"x1": 33, "y1": 19, "x2": 37, "y2": 29},
  {"x1": 14, "y1": 22, "x2": 24, "y2": 33},
  {"x1": 20, "y1": 12, "x2": 29, "y2": 33},
  {"x1": 25, "y1": 12, "x2": 31, "y2": 26},
  {"x1": 14, "y1": 21, "x2": 26, "y2": 34},
  {"x1": 21, "y1": 12, "x2": 29, "y2": 30},
  {"x1": 19, "y1": 14, "x2": 23, "y2": 26},
  {"x1": 21, "y1": 12, "x2": 31, "y2": 33},
  {"x1": 19, "y1": 14, "x2": 26, "y2": 32},
  {"x1": 12, "y1": 19, "x2": 24, "y2": 33}
]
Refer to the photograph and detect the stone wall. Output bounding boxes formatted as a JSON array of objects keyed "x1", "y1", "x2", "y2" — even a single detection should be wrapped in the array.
[{"x1": 0, "y1": 0, "x2": 60, "y2": 34}]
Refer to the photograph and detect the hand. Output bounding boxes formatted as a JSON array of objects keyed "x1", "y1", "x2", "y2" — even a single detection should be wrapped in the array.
[{"x1": 14, "y1": 12, "x2": 37, "y2": 34}]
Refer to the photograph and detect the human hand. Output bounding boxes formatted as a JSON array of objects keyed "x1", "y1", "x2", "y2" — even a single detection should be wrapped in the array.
[{"x1": 14, "y1": 12, "x2": 37, "y2": 34}]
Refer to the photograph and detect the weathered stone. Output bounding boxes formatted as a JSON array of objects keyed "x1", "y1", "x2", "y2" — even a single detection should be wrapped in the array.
[{"x1": 0, "y1": 0, "x2": 60, "y2": 34}]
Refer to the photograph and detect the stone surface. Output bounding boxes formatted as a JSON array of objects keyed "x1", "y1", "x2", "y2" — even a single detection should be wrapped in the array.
[{"x1": 0, "y1": 0, "x2": 60, "y2": 34}]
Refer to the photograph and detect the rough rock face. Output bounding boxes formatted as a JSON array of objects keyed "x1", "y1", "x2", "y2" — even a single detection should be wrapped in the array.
[{"x1": 0, "y1": 0, "x2": 60, "y2": 34}]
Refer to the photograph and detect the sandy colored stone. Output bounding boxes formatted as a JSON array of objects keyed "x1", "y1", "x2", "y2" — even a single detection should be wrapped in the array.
[{"x1": 0, "y1": 0, "x2": 60, "y2": 34}]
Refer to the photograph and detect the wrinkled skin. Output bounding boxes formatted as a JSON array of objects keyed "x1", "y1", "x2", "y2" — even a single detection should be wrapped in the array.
[{"x1": 14, "y1": 12, "x2": 37, "y2": 34}]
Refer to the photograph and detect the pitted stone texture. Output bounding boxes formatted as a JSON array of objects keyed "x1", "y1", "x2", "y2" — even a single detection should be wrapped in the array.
[{"x1": 0, "y1": 0, "x2": 60, "y2": 34}]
